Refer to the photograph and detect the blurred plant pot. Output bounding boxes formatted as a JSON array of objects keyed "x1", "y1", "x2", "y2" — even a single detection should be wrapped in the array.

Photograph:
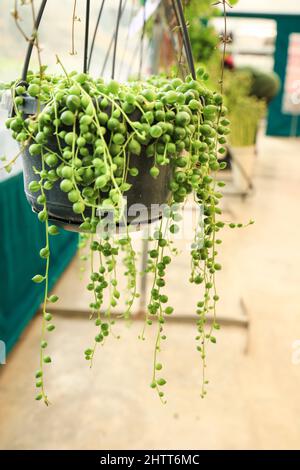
[
  {"x1": 21, "y1": 97, "x2": 172, "y2": 232},
  {"x1": 231, "y1": 145, "x2": 256, "y2": 193}
]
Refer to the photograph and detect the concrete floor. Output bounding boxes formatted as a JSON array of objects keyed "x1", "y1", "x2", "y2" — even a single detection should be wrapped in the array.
[{"x1": 0, "y1": 132, "x2": 300, "y2": 450}]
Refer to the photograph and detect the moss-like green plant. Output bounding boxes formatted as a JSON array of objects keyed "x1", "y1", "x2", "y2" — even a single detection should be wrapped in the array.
[{"x1": 228, "y1": 95, "x2": 265, "y2": 147}]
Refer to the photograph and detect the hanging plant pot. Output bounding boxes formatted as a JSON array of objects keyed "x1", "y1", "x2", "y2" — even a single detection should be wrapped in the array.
[
  {"x1": 1, "y1": 0, "x2": 255, "y2": 408},
  {"x1": 20, "y1": 95, "x2": 172, "y2": 231}
]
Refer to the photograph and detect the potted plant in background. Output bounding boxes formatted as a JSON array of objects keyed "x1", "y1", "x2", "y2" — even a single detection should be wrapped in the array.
[{"x1": 227, "y1": 67, "x2": 280, "y2": 193}]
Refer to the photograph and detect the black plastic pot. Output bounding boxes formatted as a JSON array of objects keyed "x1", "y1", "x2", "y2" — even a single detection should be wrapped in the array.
[{"x1": 21, "y1": 97, "x2": 172, "y2": 232}]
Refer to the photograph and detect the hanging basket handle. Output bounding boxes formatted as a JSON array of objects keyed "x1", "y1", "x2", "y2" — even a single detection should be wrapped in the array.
[{"x1": 21, "y1": 0, "x2": 48, "y2": 81}]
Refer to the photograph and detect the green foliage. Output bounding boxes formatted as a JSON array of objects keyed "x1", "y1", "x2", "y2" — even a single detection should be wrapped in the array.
[
  {"x1": 205, "y1": 63, "x2": 267, "y2": 146},
  {"x1": 185, "y1": 0, "x2": 220, "y2": 63},
  {"x1": 6, "y1": 65, "x2": 252, "y2": 405},
  {"x1": 0, "y1": 0, "x2": 255, "y2": 409},
  {"x1": 229, "y1": 95, "x2": 265, "y2": 147}
]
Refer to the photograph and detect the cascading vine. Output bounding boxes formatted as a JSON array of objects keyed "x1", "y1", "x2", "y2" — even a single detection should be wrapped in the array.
[{"x1": 1, "y1": 0, "x2": 253, "y2": 405}]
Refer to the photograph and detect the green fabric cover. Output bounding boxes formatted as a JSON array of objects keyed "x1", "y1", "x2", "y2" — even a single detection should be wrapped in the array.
[{"x1": 0, "y1": 172, "x2": 78, "y2": 354}]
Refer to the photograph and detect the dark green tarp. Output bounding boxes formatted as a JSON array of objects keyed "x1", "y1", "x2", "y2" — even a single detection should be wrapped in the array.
[{"x1": 228, "y1": 11, "x2": 300, "y2": 137}]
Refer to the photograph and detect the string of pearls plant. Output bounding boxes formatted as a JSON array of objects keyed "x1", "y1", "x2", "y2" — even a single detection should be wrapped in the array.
[
  {"x1": 4, "y1": 68, "x2": 252, "y2": 404},
  {"x1": 2, "y1": 0, "x2": 252, "y2": 405}
]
